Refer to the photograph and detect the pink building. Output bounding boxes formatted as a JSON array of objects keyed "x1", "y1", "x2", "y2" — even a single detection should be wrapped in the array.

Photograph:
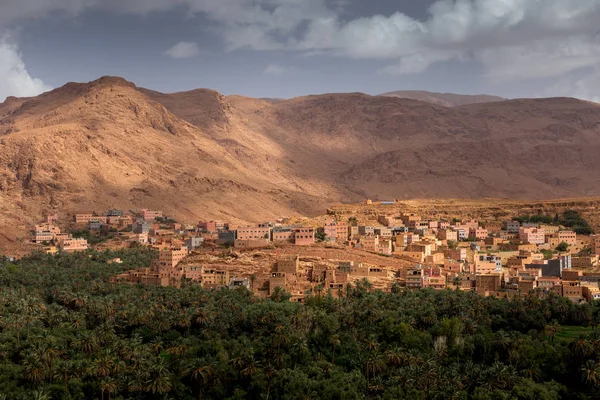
[
  {"x1": 439, "y1": 221, "x2": 450, "y2": 230},
  {"x1": 294, "y1": 228, "x2": 315, "y2": 246},
  {"x1": 323, "y1": 222, "x2": 337, "y2": 241},
  {"x1": 273, "y1": 229, "x2": 294, "y2": 243},
  {"x1": 469, "y1": 228, "x2": 489, "y2": 241},
  {"x1": 322, "y1": 221, "x2": 349, "y2": 242},
  {"x1": 519, "y1": 227, "x2": 545, "y2": 245},
  {"x1": 236, "y1": 226, "x2": 272, "y2": 241},
  {"x1": 360, "y1": 235, "x2": 379, "y2": 252},
  {"x1": 198, "y1": 220, "x2": 225, "y2": 232},
  {"x1": 140, "y1": 209, "x2": 163, "y2": 221}
]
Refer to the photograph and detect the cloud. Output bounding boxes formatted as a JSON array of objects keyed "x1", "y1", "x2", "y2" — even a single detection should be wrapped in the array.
[
  {"x1": 545, "y1": 68, "x2": 600, "y2": 103},
  {"x1": 264, "y1": 64, "x2": 295, "y2": 76},
  {"x1": 0, "y1": 40, "x2": 52, "y2": 102},
  {"x1": 164, "y1": 41, "x2": 202, "y2": 59},
  {"x1": 2, "y1": 0, "x2": 600, "y2": 89},
  {"x1": 294, "y1": 0, "x2": 600, "y2": 81}
]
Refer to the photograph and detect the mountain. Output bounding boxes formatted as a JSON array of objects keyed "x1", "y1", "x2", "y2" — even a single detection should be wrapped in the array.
[
  {"x1": 379, "y1": 90, "x2": 505, "y2": 107},
  {"x1": 2, "y1": 76, "x2": 600, "y2": 233}
]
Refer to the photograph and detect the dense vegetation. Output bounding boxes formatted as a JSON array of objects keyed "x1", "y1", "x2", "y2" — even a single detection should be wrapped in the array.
[
  {"x1": 2, "y1": 250, "x2": 600, "y2": 399},
  {"x1": 515, "y1": 211, "x2": 593, "y2": 235},
  {"x1": 559, "y1": 211, "x2": 594, "y2": 235},
  {"x1": 70, "y1": 229, "x2": 117, "y2": 246}
]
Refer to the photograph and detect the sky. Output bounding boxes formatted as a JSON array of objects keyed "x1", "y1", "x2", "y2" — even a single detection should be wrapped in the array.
[{"x1": 0, "y1": 0, "x2": 599, "y2": 102}]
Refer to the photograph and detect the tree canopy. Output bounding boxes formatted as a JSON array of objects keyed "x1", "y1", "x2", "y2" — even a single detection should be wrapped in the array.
[{"x1": 1, "y1": 249, "x2": 600, "y2": 399}]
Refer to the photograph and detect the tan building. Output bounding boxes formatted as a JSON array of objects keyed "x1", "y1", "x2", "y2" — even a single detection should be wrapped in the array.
[
  {"x1": 277, "y1": 255, "x2": 300, "y2": 274},
  {"x1": 234, "y1": 239, "x2": 271, "y2": 249},
  {"x1": 157, "y1": 247, "x2": 189, "y2": 269},
  {"x1": 474, "y1": 261, "x2": 499, "y2": 275},
  {"x1": 407, "y1": 243, "x2": 432, "y2": 257},
  {"x1": 562, "y1": 281, "x2": 584, "y2": 302},
  {"x1": 269, "y1": 272, "x2": 287, "y2": 295},
  {"x1": 476, "y1": 274, "x2": 502, "y2": 292},
  {"x1": 438, "y1": 229, "x2": 458, "y2": 242},
  {"x1": 59, "y1": 238, "x2": 89, "y2": 253},
  {"x1": 592, "y1": 235, "x2": 600, "y2": 255},
  {"x1": 469, "y1": 228, "x2": 488, "y2": 241},
  {"x1": 236, "y1": 225, "x2": 272, "y2": 241},
  {"x1": 200, "y1": 269, "x2": 231, "y2": 288},
  {"x1": 397, "y1": 251, "x2": 425, "y2": 263},
  {"x1": 547, "y1": 231, "x2": 577, "y2": 247}
]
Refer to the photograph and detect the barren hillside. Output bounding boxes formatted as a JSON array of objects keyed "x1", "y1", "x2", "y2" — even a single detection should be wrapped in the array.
[
  {"x1": 379, "y1": 90, "x2": 505, "y2": 107},
  {"x1": 2, "y1": 77, "x2": 600, "y2": 238}
]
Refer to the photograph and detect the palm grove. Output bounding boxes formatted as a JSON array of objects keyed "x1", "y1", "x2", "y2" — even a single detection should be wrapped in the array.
[{"x1": 2, "y1": 249, "x2": 600, "y2": 399}]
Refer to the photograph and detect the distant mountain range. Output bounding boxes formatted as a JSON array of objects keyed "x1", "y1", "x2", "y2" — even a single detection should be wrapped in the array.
[{"x1": 1, "y1": 77, "x2": 600, "y2": 231}]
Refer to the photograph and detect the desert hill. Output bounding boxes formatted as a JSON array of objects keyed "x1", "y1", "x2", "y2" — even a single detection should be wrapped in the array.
[
  {"x1": 2, "y1": 77, "x2": 600, "y2": 234},
  {"x1": 379, "y1": 90, "x2": 505, "y2": 107}
]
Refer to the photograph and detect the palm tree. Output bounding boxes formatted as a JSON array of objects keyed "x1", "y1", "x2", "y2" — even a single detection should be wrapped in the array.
[
  {"x1": 191, "y1": 357, "x2": 215, "y2": 400},
  {"x1": 241, "y1": 355, "x2": 261, "y2": 377},
  {"x1": 331, "y1": 334, "x2": 341, "y2": 364},
  {"x1": 100, "y1": 377, "x2": 118, "y2": 400},
  {"x1": 21, "y1": 354, "x2": 46, "y2": 384},
  {"x1": 545, "y1": 320, "x2": 560, "y2": 344},
  {"x1": 571, "y1": 339, "x2": 594, "y2": 364},
  {"x1": 582, "y1": 359, "x2": 600, "y2": 387},
  {"x1": 146, "y1": 359, "x2": 172, "y2": 394}
]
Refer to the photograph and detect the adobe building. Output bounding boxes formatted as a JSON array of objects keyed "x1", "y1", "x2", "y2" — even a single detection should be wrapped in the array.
[
  {"x1": 273, "y1": 227, "x2": 294, "y2": 243},
  {"x1": 269, "y1": 272, "x2": 287, "y2": 295},
  {"x1": 293, "y1": 228, "x2": 315, "y2": 246},
  {"x1": 469, "y1": 228, "x2": 489, "y2": 241},
  {"x1": 519, "y1": 227, "x2": 545, "y2": 245},
  {"x1": 140, "y1": 209, "x2": 163, "y2": 221},
  {"x1": 276, "y1": 255, "x2": 300, "y2": 275},
  {"x1": 156, "y1": 247, "x2": 189, "y2": 269},
  {"x1": 59, "y1": 238, "x2": 89, "y2": 253},
  {"x1": 234, "y1": 239, "x2": 271, "y2": 250},
  {"x1": 236, "y1": 225, "x2": 272, "y2": 241},
  {"x1": 476, "y1": 274, "x2": 502, "y2": 293}
]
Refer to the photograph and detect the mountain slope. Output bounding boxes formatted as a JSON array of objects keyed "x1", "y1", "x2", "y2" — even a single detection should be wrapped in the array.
[
  {"x1": 0, "y1": 77, "x2": 333, "y2": 229},
  {"x1": 379, "y1": 90, "x2": 505, "y2": 107},
  {"x1": 2, "y1": 77, "x2": 600, "y2": 233}
]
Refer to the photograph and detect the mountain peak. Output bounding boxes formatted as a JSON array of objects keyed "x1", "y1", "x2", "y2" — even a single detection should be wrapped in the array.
[{"x1": 88, "y1": 76, "x2": 136, "y2": 88}]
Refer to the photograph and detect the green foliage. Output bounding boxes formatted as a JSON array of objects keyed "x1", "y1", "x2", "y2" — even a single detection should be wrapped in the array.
[
  {"x1": 556, "y1": 242, "x2": 570, "y2": 252},
  {"x1": 315, "y1": 230, "x2": 327, "y2": 242},
  {"x1": 542, "y1": 250, "x2": 555, "y2": 260},
  {"x1": 69, "y1": 229, "x2": 115, "y2": 246},
  {"x1": 515, "y1": 210, "x2": 594, "y2": 235},
  {"x1": 515, "y1": 214, "x2": 555, "y2": 224},
  {"x1": 447, "y1": 240, "x2": 458, "y2": 250},
  {"x1": 560, "y1": 210, "x2": 593, "y2": 235},
  {"x1": 1, "y1": 250, "x2": 600, "y2": 399}
]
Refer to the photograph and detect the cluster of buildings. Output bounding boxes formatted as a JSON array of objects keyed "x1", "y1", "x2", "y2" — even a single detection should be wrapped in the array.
[
  {"x1": 353, "y1": 213, "x2": 599, "y2": 302},
  {"x1": 27, "y1": 206, "x2": 600, "y2": 303},
  {"x1": 31, "y1": 214, "x2": 89, "y2": 253}
]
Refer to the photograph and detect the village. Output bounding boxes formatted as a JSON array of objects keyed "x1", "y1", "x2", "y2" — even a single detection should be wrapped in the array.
[{"x1": 23, "y1": 201, "x2": 600, "y2": 303}]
